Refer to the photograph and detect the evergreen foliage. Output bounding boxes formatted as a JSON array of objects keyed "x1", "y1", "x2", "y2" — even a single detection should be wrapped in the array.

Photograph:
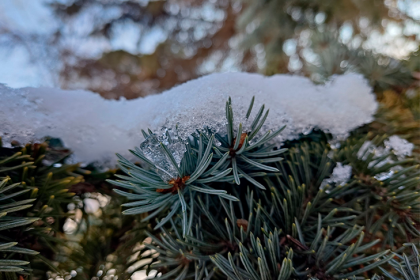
[
  {"x1": 1, "y1": 1, "x2": 419, "y2": 280},
  {"x1": 380, "y1": 243, "x2": 420, "y2": 280},
  {"x1": 104, "y1": 97, "x2": 419, "y2": 279},
  {"x1": 0, "y1": 141, "x2": 81, "y2": 279},
  {"x1": 307, "y1": 32, "x2": 414, "y2": 91},
  {"x1": 238, "y1": 0, "x2": 417, "y2": 90},
  {"x1": 1, "y1": 93, "x2": 418, "y2": 280},
  {"x1": 334, "y1": 136, "x2": 420, "y2": 248}
]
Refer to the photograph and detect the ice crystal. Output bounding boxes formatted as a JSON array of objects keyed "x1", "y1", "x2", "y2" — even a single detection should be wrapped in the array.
[
  {"x1": 140, "y1": 129, "x2": 185, "y2": 182},
  {"x1": 0, "y1": 72, "x2": 377, "y2": 166}
]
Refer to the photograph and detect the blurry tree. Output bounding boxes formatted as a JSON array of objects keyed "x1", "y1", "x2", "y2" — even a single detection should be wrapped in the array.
[
  {"x1": 49, "y1": 0, "x2": 242, "y2": 99},
  {"x1": 1, "y1": 0, "x2": 417, "y2": 98},
  {"x1": 237, "y1": 0, "x2": 419, "y2": 90}
]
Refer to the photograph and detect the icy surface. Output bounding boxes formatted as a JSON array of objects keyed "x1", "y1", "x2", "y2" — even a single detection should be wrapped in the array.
[
  {"x1": 140, "y1": 129, "x2": 185, "y2": 181},
  {"x1": 320, "y1": 163, "x2": 352, "y2": 189},
  {"x1": 0, "y1": 72, "x2": 377, "y2": 166}
]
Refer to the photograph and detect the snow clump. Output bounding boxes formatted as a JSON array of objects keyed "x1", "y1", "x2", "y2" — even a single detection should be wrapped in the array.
[
  {"x1": 320, "y1": 163, "x2": 352, "y2": 190},
  {"x1": 0, "y1": 72, "x2": 377, "y2": 166}
]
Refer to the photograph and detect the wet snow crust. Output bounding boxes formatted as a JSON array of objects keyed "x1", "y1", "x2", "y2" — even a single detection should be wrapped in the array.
[{"x1": 0, "y1": 72, "x2": 378, "y2": 166}]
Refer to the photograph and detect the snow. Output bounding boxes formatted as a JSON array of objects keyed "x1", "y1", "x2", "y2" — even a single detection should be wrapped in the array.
[
  {"x1": 0, "y1": 72, "x2": 377, "y2": 166},
  {"x1": 320, "y1": 163, "x2": 352, "y2": 189},
  {"x1": 384, "y1": 135, "x2": 414, "y2": 158},
  {"x1": 357, "y1": 141, "x2": 374, "y2": 160},
  {"x1": 357, "y1": 141, "x2": 393, "y2": 168},
  {"x1": 358, "y1": 136, "x2": 414, "y2": 170},
  {"x1": 374, "y1": 166, "x2": 403, "y2": 181}
]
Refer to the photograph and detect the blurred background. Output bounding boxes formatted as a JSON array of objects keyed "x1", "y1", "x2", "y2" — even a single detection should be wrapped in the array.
[{"x1": 0, "y1": 0, "x2": 419, "y2": 99}]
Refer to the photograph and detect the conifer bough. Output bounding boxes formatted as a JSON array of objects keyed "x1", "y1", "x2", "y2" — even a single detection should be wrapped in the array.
[
  {"x1": 108, "y1": 97, "x2": 286, "y2": 236},
  {"x1": 0, "y1": 142, "x2": 81, "y2": 278},
  {"x1": 109, "y1": 97, "x2": 416, "y2": 279}
]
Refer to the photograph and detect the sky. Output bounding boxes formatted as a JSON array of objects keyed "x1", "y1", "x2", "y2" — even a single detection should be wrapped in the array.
[{"x1": 0, "y1": 0, "x2": 61, "y2": 87}]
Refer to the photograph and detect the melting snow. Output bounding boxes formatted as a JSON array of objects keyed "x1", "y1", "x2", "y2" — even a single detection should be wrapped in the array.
[{"x1": 0, "y1": 72, "x2": 377, "y2": 166}]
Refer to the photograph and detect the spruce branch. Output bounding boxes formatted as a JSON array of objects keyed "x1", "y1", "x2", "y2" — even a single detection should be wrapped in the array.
[
  {"x1": 211, "y1": 97, "x2": 287, "y2": 189},
  {"x1": 107, "y1": 98, "x2": 417, "y2": 279},
  {"x1": 0, "y1": 140, "x2": 81, "y2": 278},
  {"x1": 380, "y1": 243, "x2": 420, "y2": 280},
  {"x1": 334, "y1": 136, "x2": 420, "y2": 247},
  {"x1": 109, "y1": 97, "x2": 287, "y2": 235}
]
